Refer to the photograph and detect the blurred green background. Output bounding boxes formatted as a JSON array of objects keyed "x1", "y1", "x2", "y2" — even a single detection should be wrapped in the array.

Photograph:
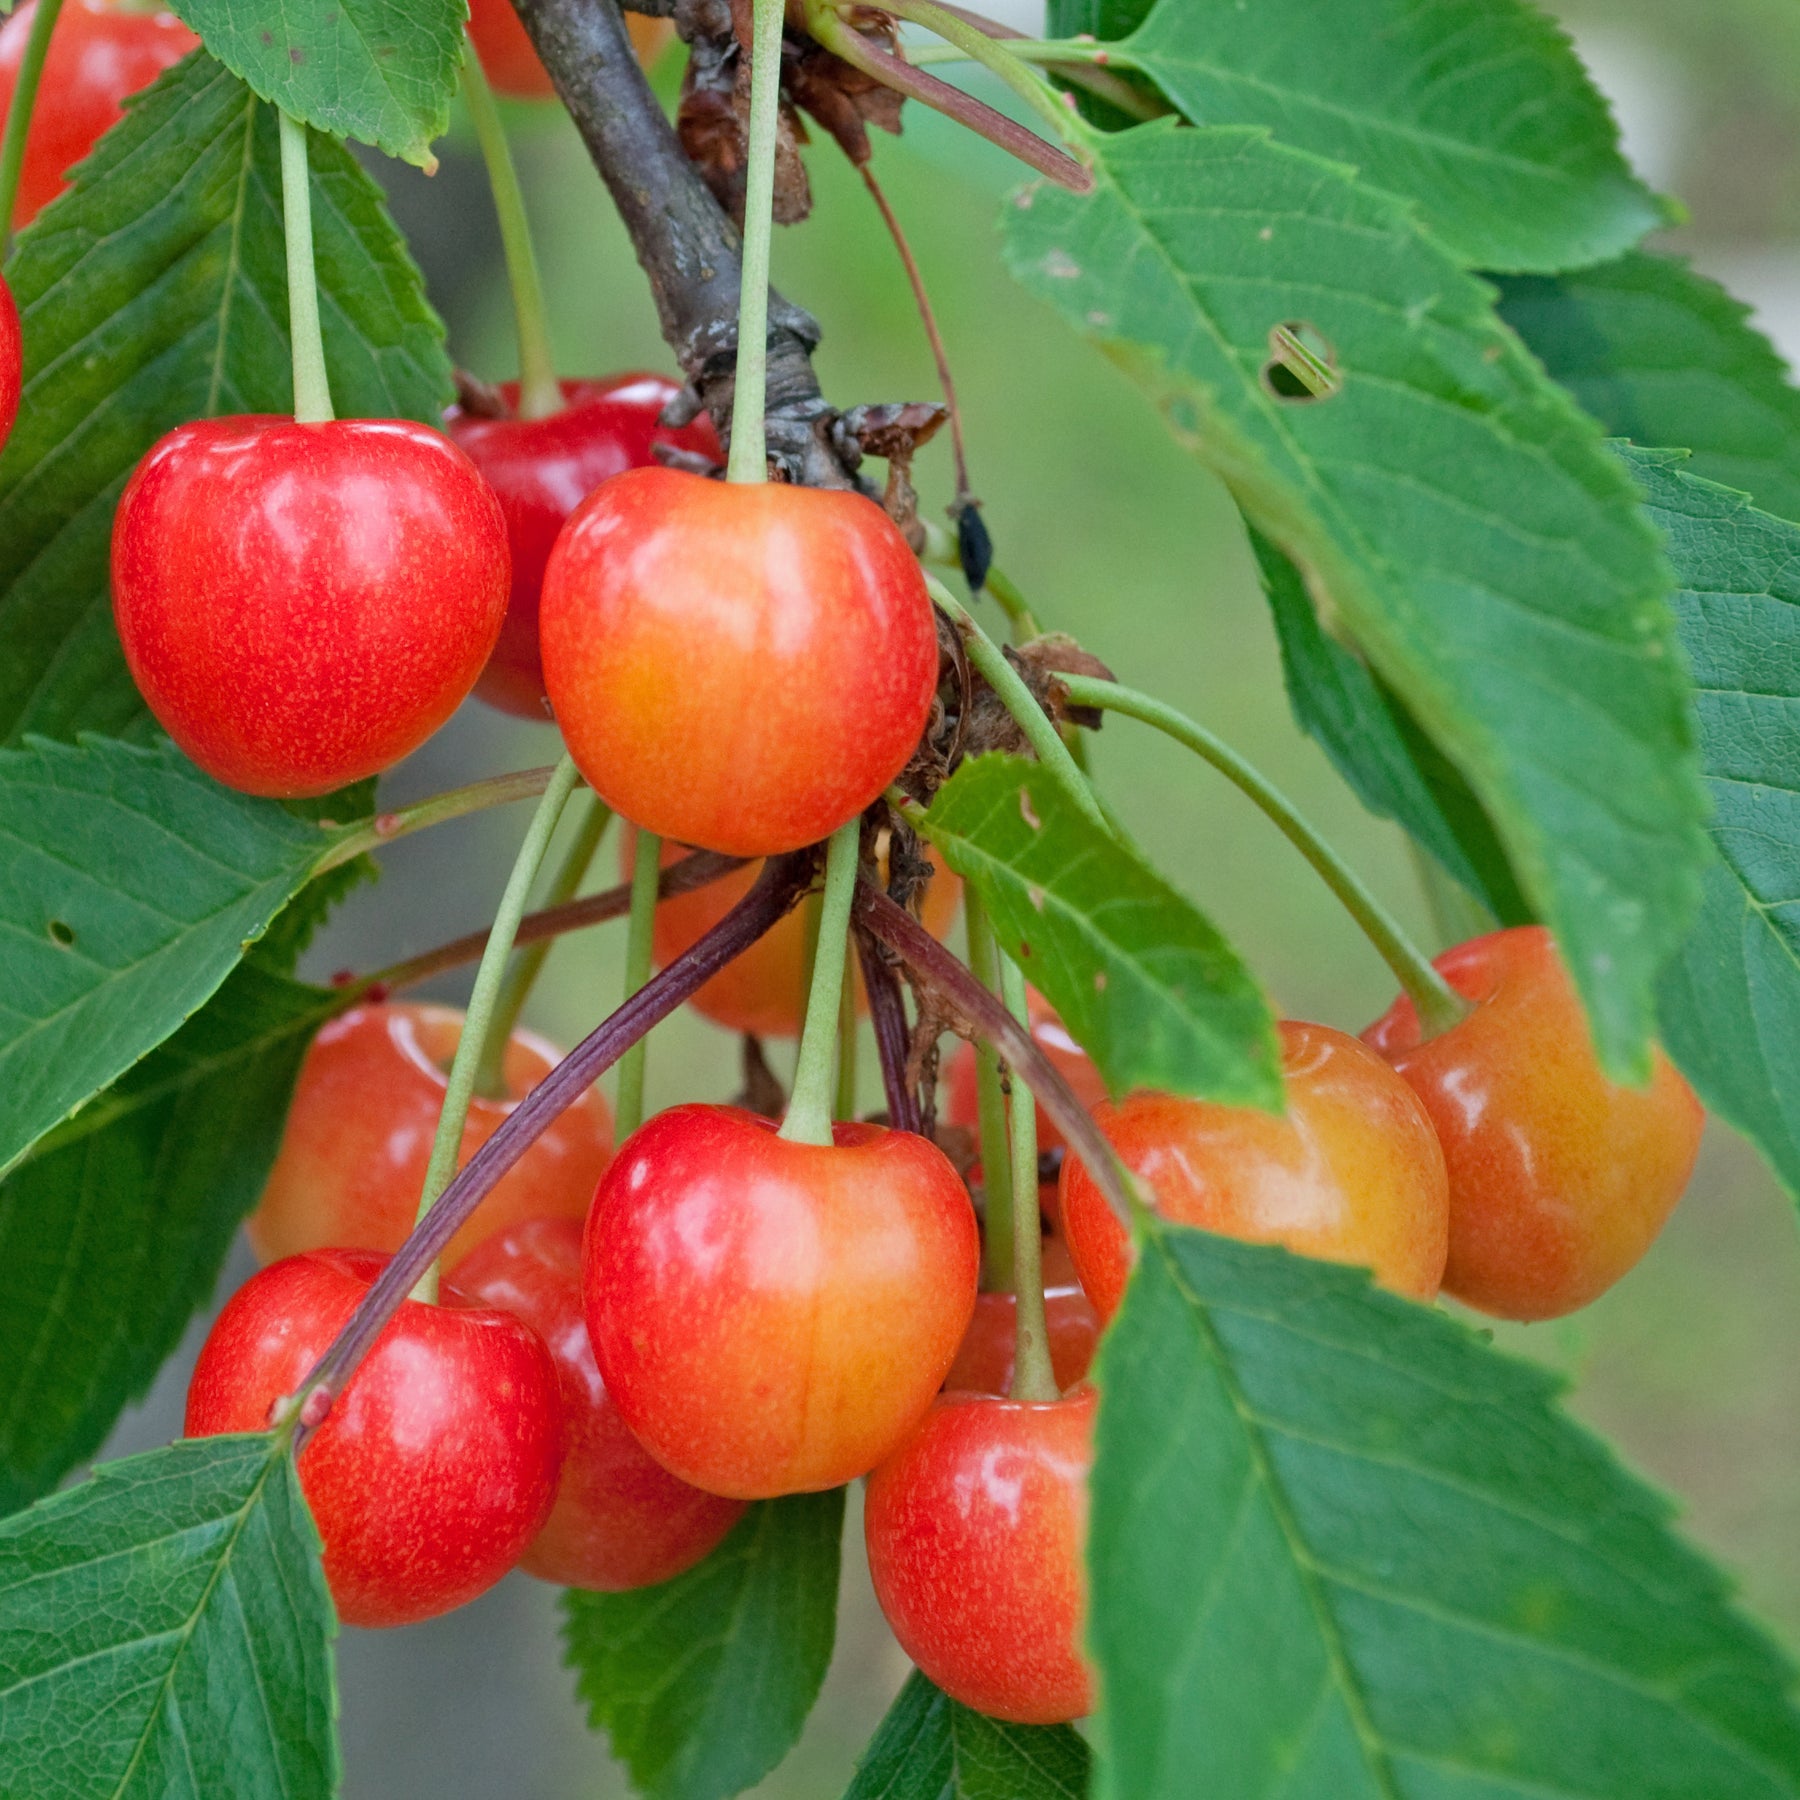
[{"x1": 100, "y1": 4, "x2": 1800, "y2": 1793}]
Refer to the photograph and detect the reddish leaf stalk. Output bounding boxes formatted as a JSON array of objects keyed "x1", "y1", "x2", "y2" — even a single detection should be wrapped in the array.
[{"x1": 857, "y1": 928, "x2": 921, "y2": 1132}]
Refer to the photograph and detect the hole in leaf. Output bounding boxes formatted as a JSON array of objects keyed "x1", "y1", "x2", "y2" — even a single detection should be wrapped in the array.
[
  {"x1": 1262, "y1": 321, "x2": 1342, "y2": 403},
  {"x1": 47, "y1": 918, "x2": 75, "y2": 948}
]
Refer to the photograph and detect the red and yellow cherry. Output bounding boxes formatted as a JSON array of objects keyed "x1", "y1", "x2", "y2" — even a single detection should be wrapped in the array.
[
  {"x1": 465, "y1": 0, "x2": 671, "y2": 99},
  {"x1": 1362, "y1": 925, "x2": 1704, "y2": 1321},
  {"x1": 112, "y1": 416, "x2": 509, "y2": 797},
  {"x1": 943, "y1": 1238, "x2": 1099, "y2": 1395},
  {"x1": 0, "y1": 274, "x2": 19, "y2": 451},
  {"x1": 946, "y1": 990, "x2": 1109, "y2": 1159},
  {"x1": 0, "y1": 0, "x2": 197, "y2": 228},
  {"x1": 584, "y1": 1104, "x2": 979, "y2": 1499},
  {"x1": 185, "y1": 1248, "x2": 561, "y2": 1629},
  {"x1": 540, "y1": 467, "x2": 939, "y2": 857},
  {"x1": 447, "y1": 1219, "x2": 744, "y2": 1590},
  {"x1": 1060, "y1": 1021, "x2": 1449, "y2": 1320},
  {"x1": 248, "y1": 1002, "x2": 613, "y2": 1273},
  {"x1": 446, "y1": 377, "x2": 720, "y2": 718},
  {"x1": 865, "y1": 1387, "x2": 1095, "y2": 1725}
]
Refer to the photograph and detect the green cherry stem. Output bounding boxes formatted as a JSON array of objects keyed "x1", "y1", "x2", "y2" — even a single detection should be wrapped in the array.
[
  {"x1": 315, "y1": 764, "x2": 562, "y2": 872},
  {"x1": 834, "y1": 957, "x2": 859, "y2": 1121},
  {"x1": 999, "y1": 951, "x2": 1055, "y2": 1401},
  {"x1": 277, "y1": 111, "x2": 333, "y2": 425},
  {"x1": 725, "y1": 0, "x2": 786, "y2": 483},
  {"x1": 460, "y1": 44, "x2": 562, "y2": 421},
  {"x1": 1060, "y1": 674, "x2": 1468, "y2": 1035},
  {"x1": 614, "y1": 827, "x2": 663, "y2": 1139},
  {"x1": 0, "y1": 0, "x2": 62, "y2": 242},
  {"x1": 963, "y1": 888, "x2": 1015, "y2": 1290},
  {"x1": 780, "y1": 817, "x2": 862, "y2": 1146},
  {"x1": 408, "y1": 754, "x2": 582, "y2": 1302}
]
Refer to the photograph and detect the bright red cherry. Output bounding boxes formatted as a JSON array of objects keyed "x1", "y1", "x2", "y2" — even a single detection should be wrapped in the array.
[
  {"x1": 0, "y1": 274, "x2": 18, "y2": 450},
  {"x1": 0, "y1": 0, "x2": 197, "y2": 228},
  {"x1": 865, "y1": 1387, "x2": 1095, "y2": 1725},
  {"x1": 185, "y1": 1248, "x2": 561, "y2": 1629},
  {"x1": 446, "y1": 377, "x2": 721, "y2": 718},
  {"x1": 465, "y1": 0, "x2": 671, "y2": 99},
  {"x1": 113, "y1": 417, "x2": 509, "y2": 797},
  {"x1": 946, "y1": 991, "x2": 1108, "y2": 1160},
  {"x1": 1363, "y1": 925, "x2": 1704, "y2": 1321},
  {"x1": 584, "y1": 1104, "x2": 979, "y2": 1499},
  {"x1": 540, "y1": 467, "x2": 939, "y2": 857},
  {"x1": 248, "y1": 1001, "x2": 613, "y2": 1274},
  {"x1": 1061, "y1": 1021, "x2": 1449, "y2": 1320},
  {"x1": 447, "y1": 1219, "x2": 745, "y2": 1590},
  {"x1": 942, "y1": 1238, "x2": 1099, "y2": 1395}
]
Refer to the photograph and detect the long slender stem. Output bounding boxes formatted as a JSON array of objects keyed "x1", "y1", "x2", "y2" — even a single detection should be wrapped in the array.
[
  {"x1": 614, "y1": 828, "x2": 662, "y2": 1138},
  {"x1": 408, "y1": 757, "x2": 581, "y2": 1302},
  {"x1": 835, "y1": 960, "x2": 859, "y2": 1121},
  {"x1": 460, "y1": 46, "x2": 562, "y2": 420},
  {"x1": 906, "y1": 7, "x2": 1167, "y2": 121},
  {"x1": 999, "y1": 953, "x2": 1055, "y2": 1401},
  {"x1": 1062, "y1": 675, "x2": 1468, "y2": 1036},
  {"x1": 277, "y1": 112, "x2": 333, "y2": 425},
  {"x1": 315, "y1": 765, "x2": 562, "y2": 872},
  {"x1": 0, "y1": 0, "x2": 62, "y2": 238},
  {"x1": 984, "y1": 567, "x2": 1040, "y2": 640},
  {"x1": 780, "y1": 818, "x2": 862, "y2": 1146},
  {"x1": 965, "y1": 890, "x2": 1015, "y2": 1292},
  {"x1": 725, "y1": 0, "x2": 786, "y2": 483},
  {"x1": 857, "y1": 931, "x2": 919, "y2": 1133}
]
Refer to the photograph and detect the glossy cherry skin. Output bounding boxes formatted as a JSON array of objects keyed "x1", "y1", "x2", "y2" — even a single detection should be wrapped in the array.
[
  {"x1": 447, "y1": 1219, "x2": 744, "y2": 1590},
  {"x1": 865, "y1": 1387, "x2": 1095, "y2": 1725},
  {"x1": 585, "y1": 1105, "x2": 980, "y2": 1499},
  {"x1": 466, "y1": 0, "x2": 670, "y2": 98},
  {"x1": 1061, "y1": 1021, "x2": 1449, "y2": 1321},
  {"x1": 112, "y1": 416, "x2": 509, "y2": 797},
  {"x1": 185, "y1": 1249, "x2": 561, "y2": 1629},
  {"x1": 0, "y1": 0, "x2": 197, "y2": 228},
  {"x1": 1362, "y1": 925, "x2": 1704, "y2": 1321},
  {"x1": 0, "y1": 274, "x2": 18, "y2": 451},
  {"x1": 540, "y1": 467, "x2": 938, "y2": 857},
  {"x1": 248, "y1": 1002, "x2": 613, "y2": 1273},
  {"x1": 941, "y1": 1239, "x2": 1099, "y2": 1396},
  {"x1": 446, "y1": 377, "x2": 721, "y2": 718}
]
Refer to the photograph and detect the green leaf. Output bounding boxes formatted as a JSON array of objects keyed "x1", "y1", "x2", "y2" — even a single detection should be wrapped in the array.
[
  {"x1": 1048, "y1": 0, "x2": 1150, "y2": 38},
  {"x1": 0, "y1": 51, "x2": 451, "y2": 748},
  {"x1": 562, "y1": 1490, "x2": 845, "y2": 1800},
  {"x1": 842, "y1": 1671, "x2": 1090, "y2": 1800},
  {"x1": 0, "y1": 1434, "x2": 339, "y2": 1800},
  {"x1": 1119, "y1": 0, "x2": 1664, "y2": 272},
  {"x1": 0, "y1": 961, "x2": 345, "y2": 1513},
  {"x1": 1499, "y1": 252, "x2": 1800, "y2": 524},
  {"x1": 166, "y1": 0, "x2": 462, "y2": 167},
  {"x1": 1088, "y1": 1223, "x2": 1800, "y2": 1800},
  {"x1": 0, "y1": 735, "x2": 347, "y2": 1177},
  {"x1": 1005, "y1": 123, "x2": 1707, "y2": 1079},
  {"x1": 919, "y1": 754, "x2": 1281, "y2": 1110}
]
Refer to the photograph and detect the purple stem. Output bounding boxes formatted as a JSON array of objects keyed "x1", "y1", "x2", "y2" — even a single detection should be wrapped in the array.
[{"x1": 857, "y1": 929, "x2": 920, "y2": 1133}]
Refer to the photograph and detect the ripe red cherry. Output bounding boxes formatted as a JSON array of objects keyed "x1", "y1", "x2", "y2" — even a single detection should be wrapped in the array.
[
  {"x1": 248, "y1": 1001, "x2": 613, "y2": 1273},
  {"x1": 946, "y1": 991, "x2": 1108, "y2": 1160},
  {"x1": 465, "y1": 0, "x2": 670, "y2": 98},
  {"x1": 446, "y1": 377, "x2": 721, "y2": 718},
  {"x1": 584, "y1": 1104, "x2": 979, "y2": 1498},
  {"x1": 111, "y1": 416, "x2": 509, "y2": 797},
  {"x1": 0, "y1": 274, "x2": 19, "y2": 450},
  {"x1": 0, "y1": 0, "x2": 197, "y2": 228},
  {"x1": 540, "y1": 467, "x2": 939, "y2": 857},
  {"x1": 942, "y1": 1238, "x2": 1099, "y2": 1395},
  {"x1": 1061, "y1": 1021, "x2": 1449, "y2": 1320},
  {"x1": 448, "y1": 1219, "x2": 745, "y2": 1590},
  {"x1": 865, "y1": 1387, "x2": 1095, "y2": 1725},
  {"x1": 185, "y1": 1248, "x2": 561, "y2": 1629},
  {"x1": 1363, "y1": 925, "x2": 1704, "y2": 1321}
]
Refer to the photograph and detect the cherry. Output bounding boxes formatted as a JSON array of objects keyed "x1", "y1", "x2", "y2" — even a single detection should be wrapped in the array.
[
  {"x1": 466, "y1": 0, "x2": 671, "y2": 99},
  {"x1": 1060, "y1": 1020, "x2": 1449, "y2": 1319},
  {"x1": 540, "y1": 467, "x2": 939, "y2": 857},
  {"x1": 0, "y1": 274, "x2": 18, "y2": 451},
  {"x1": 248, "y1": 1001, "x2": 613, "y2": 1273},
  {"x1": 942, "y1": 1237, "x2": 1099, "y2": 1396},
  {"x1": 185, "y1": 1248, "x2": 561, "y2": 1629},
  {"x1": 0, "y1": 0, "x2": 197, "y2": 228},
  {"x1": 946, "y1": 991, "x2": 1108, "y2": 1160},
  {"x1": 1362, "y1": 925, "x2": 1704, "y2": 1321},
  {"x1": 112, "y1": 416, "x2": 509, "y2": 797},
  {"x1": 447, "y1": 1219, "x2": 745, "y2": 1590},
  {"x1": 583, "y1": 1104, "x2": 979, "y2": 1498},
  {"x1": 446, "y1": 377, "x2": 721, "y2": 719},
  {"x1": 865, "y1": 1387, "x2": 1095, "y2": 1725}
]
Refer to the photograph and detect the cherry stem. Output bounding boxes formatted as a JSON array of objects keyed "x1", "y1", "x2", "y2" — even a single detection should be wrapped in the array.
[
  {"x1": 835, "y1": 954, "x2": 859, "y2": 1120},
  {"x1": 780, "y1": 818, "x2": 862, "y2": 1146},
  {"x1": 906, "y1": 28, "x2": 1167, "y2": 123},
  {"x1": 965, "y1": 889, "x2": 1016, "y2": 1290},
  {"x1": 0, "y1": 0, "x2": 62, "y2": 242},
  {"x1": 461, "y1": 43, "x2": 563, "y2": 421},
  {"x1": 724, "y1": 0, "x2": 785, "y2": 483},
  {"x1": 614, "y1": 827, "x2": 662, "y2": 1138},
  {"x1": 999, "y1": 952, "x2": 1056, "y2": 1401},
  {"x1": 315, "y1": 764, "x2": 562, "y2": 873},
  {"x1": 472, "y1": 791, "x2": 613, "y2": 1099},
  {"x1": 1059, "y1": 675, "x2": 1469, "y2": 1037},
  {"x1": 277, "y1": 112, "x2": 334, "y2": 425},
  {"x1": 292, "y1": 852, "x2": 818, "y2": 1449},
  {"x1": 408, "y1": 756, "x2": 581, "y2": 1302},
  {"x1": 857, "y1": 930, "x2": 919, "y2": 1132}
]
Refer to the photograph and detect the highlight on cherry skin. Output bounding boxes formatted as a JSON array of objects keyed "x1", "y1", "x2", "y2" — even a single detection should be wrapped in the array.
[
  {"x1": 1060, "y1": 1019, "x2": 1451, "y2": 1321},
  {"x1": 583, "y1": 1103, "x2": 980, "y2": 1500},
  {"x1": 540, "y1": 466, "x2": 940, "y2": 858},
  {"x1": 248, "y1": 1001, "x2": 613, "y2": 1273},
  {"x1": 446, "y1": 375, "x2": 721, "y2": 718},
  {"x1": 184, "y1": 1248, "x2": 561, "y2": 1630},
  {"x1": 1363, "y1": 924, "x2": 1705, "y2": 1321},
  {"x1": 447, "y1": 1219, "x2": 745, "y2": 1591},
  {"x1": 110, "y1": 415, "x2": 510, "y2": 798}
]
